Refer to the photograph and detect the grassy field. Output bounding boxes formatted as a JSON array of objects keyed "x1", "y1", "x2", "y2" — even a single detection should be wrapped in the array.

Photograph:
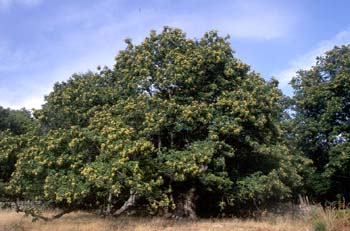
[{"x1": 0, "y1": 210, "x2": 312, "y2": 231}]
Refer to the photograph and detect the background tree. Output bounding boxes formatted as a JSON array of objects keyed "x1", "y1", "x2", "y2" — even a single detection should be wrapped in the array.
[
  {"x1": 291, "y1": 45, "x2": 350, "y2": 201},
  {"x1": 0, "y1": 107, "x2": 38, "y2": 201},
  {"x1": 0, "y1": 107, "x2": 36, "y2": 135}
]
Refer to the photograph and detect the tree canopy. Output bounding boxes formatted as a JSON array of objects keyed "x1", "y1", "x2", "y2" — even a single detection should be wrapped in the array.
[
  {"x1": 1, "y1": 27, "x2": 305, "y2": 218},
  {"x1": 291, "y1": 45, "x2": 350, "y2": 201},
  {"x1": 0, "y1": 107, "x2": 36, "y2": 135},
  {"x1": 0, "y1": 107, "x2": 38, "y2": 200},
  {"x1": 8, "y1": 27, "x2": 350, "y2": 219}
]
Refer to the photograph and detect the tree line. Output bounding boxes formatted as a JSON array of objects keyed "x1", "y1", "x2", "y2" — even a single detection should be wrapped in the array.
[{"x1": 1, "y1": 27, "x2": 349, "y2": 219}]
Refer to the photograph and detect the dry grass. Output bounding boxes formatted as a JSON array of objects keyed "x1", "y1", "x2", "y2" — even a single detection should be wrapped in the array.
[
  {"x1": 0, "y1": 209, "x2": 312, "y2": 231},
  {"x1": 310, "y1": 206, "x2": 350, "y2": 231}
]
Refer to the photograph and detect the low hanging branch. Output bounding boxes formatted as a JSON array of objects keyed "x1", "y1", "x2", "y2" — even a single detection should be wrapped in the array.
[
  {"x1": 113, "y1": 190, "x2": 137, "y2": 217},
  {"x1": 14, "y1": 200, "x2": 74, "y2": 221}
]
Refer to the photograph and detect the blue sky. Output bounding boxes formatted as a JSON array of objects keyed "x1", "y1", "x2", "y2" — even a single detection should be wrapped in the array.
[{"x1": 1, "y1": 0, "x2": 350, "y2": 109}]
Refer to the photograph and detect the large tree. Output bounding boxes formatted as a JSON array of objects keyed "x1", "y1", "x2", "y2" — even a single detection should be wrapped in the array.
[
  {"x1": 7, "y1": 27, "x2": 303, "y2": 218},
  {"x1": 291, "y1": 45, "x2": 350, "y2": 201}
]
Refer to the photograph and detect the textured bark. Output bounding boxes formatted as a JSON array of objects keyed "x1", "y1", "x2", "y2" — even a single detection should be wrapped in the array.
[
  {"x1": 171, "y1": 187, "x2": 197, "y2": 219},
  {"x1": 113, "y1": 190, "x2": 137, "y2": 217},
  {"x1": 106, "y1": 192, "x2": 112, "y2": 215}
]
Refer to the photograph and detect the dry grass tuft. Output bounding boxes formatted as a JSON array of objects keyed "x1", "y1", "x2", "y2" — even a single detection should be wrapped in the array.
[
  {"x1": 0, "y1": 209, "x2": 312, "y2": 231},
  {"x1": 311, "y1": 205, "x2": 350, "y2": 231}
]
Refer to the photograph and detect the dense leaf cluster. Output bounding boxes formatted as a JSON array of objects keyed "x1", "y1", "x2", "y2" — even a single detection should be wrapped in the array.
[
  {"x1": 0, "y1": 107, "x2": 38, "y2": 200},
  {"x1": 291, "y1": 45, "x2": 350, "y2": 201},
  {"x1": 0, "y1": 28, "x2": 348, "y2": 218}
]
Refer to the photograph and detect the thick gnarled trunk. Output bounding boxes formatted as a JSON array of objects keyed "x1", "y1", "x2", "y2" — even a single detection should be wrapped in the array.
[{"x1": 170, "y1": 187, "x2": 197, "y2": 219}]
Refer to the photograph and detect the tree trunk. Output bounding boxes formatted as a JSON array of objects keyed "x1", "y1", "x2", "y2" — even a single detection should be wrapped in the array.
[
  {"x1": 170, "y1": 132, "x2": 174, "y2": 147},
  {"x1": 106, "y1": 192, "x2": 112, "y2": 215},
  {"x1": 113, "y1": 190, "x2": 137, "y2": 217},
  {"x1": 171, "y1": 187, "x2": 197, "y2": 219},
  {"x1": 158, "y1": 132, "x2": 162, "y2": 151}
]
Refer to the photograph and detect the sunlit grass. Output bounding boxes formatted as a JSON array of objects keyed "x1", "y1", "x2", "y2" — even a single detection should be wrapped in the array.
[
  {"x1": 310, "y1": 205, "x2": 350, "y2": 231},
  {"x1": 0, "y1": 209, "x2": 312, "y2": 231}
]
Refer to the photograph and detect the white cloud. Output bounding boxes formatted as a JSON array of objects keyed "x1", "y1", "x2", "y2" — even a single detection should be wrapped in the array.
[
  {"x1": 17, "y1": 94, "x2": 46, "y2": 110},
  {"x1": 0, "y1": 0, "x2": 41, "y2": 9},
  {"x1": 275, "y1": 29, "x2": 350, "y2": 95},
  {"x1": 0, "y1": 52, "x2": 116, "y2": 109},
  {"x1": 0, "y1": 0, "x2": 300, "y2": 109},
  {"x1": 0, "y1": 82, "x2": 48, "y2": 109}
]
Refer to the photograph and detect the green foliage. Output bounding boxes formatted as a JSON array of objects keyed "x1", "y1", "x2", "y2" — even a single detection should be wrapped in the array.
[
  {"x1": 0, "y1": 107, "x2": 36, "y2": 135},
  {"x1": 4, "y1": 27, "x2": 304, "y2": 217},
  {"x1": 0, "y1": 107, "x2": 38, "y2": 200},
  {"x1": 314, "y1": 220, "x2": 327, "y2": 231},
  {"x1": 291, "y1": 45, "x2": 350, "y2": 201},
  {"x1": 34, "y1": 71, "x2": 119, "y2": 130}
]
